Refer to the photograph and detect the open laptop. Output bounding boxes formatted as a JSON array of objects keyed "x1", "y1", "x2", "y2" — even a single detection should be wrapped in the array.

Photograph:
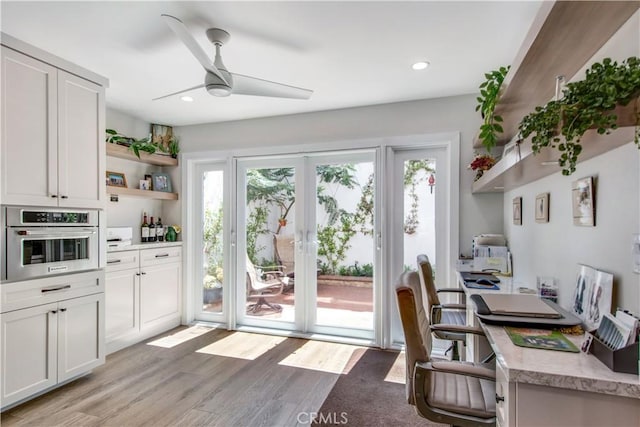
[{"x1": 480, "y1": 294, "x2": 562, "y2": 319}]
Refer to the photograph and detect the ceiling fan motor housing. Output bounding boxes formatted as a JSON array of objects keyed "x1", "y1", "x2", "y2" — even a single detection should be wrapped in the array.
[{"x1": 205, "y1": 71, "x2": 232, "y2": 97}]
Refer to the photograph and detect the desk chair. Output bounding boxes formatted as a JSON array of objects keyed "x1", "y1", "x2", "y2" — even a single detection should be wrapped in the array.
[
  {"x1": 395, "y1": 271, "x2": 496, "y2": 426},
  {"x1": 417, "y1": 254, "x2": 467, "y2": 359},
  {"x1": 246, "y1": 255, "x2": 287, "y2": 314}
]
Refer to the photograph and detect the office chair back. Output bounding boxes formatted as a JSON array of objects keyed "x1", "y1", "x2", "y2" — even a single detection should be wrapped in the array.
[{"x1": 395, "y1": 271, "x2": 496, "y2": 426}]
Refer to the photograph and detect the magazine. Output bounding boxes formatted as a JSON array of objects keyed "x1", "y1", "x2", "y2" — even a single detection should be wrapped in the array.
[{"x1": 505, "y1": 327, "x2": 579, "y2": 352}]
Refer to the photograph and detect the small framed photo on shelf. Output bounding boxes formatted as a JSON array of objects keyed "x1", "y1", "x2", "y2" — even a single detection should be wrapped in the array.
[
  {"x1": 512, "y1": 196, "x2": 522, "y2": 225},
  {"x1": 139, "y1": 179, "x2": 151, "y2": 190},
  {"x1": 535, "y1": 192, "x2": 549, "y2": 223},
  {"x1": 151, "y1": 172, "x2": 172, "y2": 192},
  {"x1": 572, "y1": 176, "x2": 595, "y2": 226},
  {"x1": 106, "y1": 171, "x2": 127, "y2": 188}
]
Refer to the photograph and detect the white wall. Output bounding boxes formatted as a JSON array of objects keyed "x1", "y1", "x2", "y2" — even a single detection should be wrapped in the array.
[
  {"x1": 504, "y1": 10, "x2": 640, "y2": 316},
  {"x1": 105, "y1": 108, "x2": 181, "y2": 242},
  {"x1": 505, "y1": 142, "x2": 640, "y2": 315},
  {"x1": 176, "y1": 94, "x2": 504, "y2": 256}
]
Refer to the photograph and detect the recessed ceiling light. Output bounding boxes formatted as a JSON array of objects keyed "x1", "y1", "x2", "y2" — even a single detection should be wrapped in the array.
[
  {"x1": 412, "y1": 61, "x2": 430, "y2": 71},
  {"x1": 180, "y1": 96, "x2": 194, "y2": 102}
]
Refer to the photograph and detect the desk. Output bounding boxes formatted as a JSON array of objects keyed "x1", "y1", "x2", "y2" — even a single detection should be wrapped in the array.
[{"x1": 456, "y1": 271, "x2": 640, "y2": 427}]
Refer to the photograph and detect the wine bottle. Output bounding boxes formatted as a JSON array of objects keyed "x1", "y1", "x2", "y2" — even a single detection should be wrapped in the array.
[
  {"x1": 156, "y1": 218, "x2": 164, "y2": 242},
  {"x1": 141, "y1": 212, "x2": 149, "y2": 243},
  {"x1": 149, "y1": 216, "x2": 156, "y2": 242}
]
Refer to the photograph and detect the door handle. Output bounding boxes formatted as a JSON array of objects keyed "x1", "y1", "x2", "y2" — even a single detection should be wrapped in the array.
[
  {"x1": 376, "y1": 232, "x2": 382, "y2": 250},
  {"x1": 295, "y1": 231, "x2": 303, "y2": 252},
  {"x1": 306, "y1": 231, "x2": 318, "y2": 255}
]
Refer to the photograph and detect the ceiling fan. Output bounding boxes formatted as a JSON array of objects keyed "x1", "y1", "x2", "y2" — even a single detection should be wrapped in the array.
[{"x1": 154, "y1": 14, "x2": 313, "y2": 101}]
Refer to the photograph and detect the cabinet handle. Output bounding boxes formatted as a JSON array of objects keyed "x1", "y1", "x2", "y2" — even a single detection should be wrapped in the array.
[
  {"x1": 60, "y1": 195, "x2": 68, "y2": 199},
  {"x1": 495, "y1": 394, "x2": 505, "y2": 404},
  {"x1": 60, "y1": 308, "x2": 67, "y2": 312},
  {"x1": 155, "y1": 253, "x2": 170, "y2": 258},
  {"x1": 107, "y1": 259, "x2": 122, "y2": 264},
  {"x1": 51, "y1": 310, "x2": 58, "y2": 314},
  {"x1": 41, "y1": 285, "x2": 71, "y2": 293},
  {"x1": 51, "y1": 194, "x2": 58, "y2": 198},
  {"x1": 141, "y1": 272, "x2": 147, "y2": 275},
  {"x1": 135, "y1": 272, "x2": 141, "y2": 276}
]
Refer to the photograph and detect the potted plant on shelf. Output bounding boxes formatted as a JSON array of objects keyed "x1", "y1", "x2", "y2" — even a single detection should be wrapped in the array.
[
  {"x1": 476, "y1": 66, "x2": 510, "y2": 153},
  {"x1": 468, "y1": 153, "x2": 497, "y2": 181},
  {"x1": 518, "y1": 56, "x2": 640, "y2": 175},
  {"x1": 168, "y1": 137, "x2": 180, "y2": 158}
]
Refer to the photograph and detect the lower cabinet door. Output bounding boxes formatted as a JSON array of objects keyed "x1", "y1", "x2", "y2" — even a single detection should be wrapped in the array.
[
  {"x1": 1, "y1": 302, "x2": 58, "y2": 407},
  {"x1": 140, "y1": 263, "x2": 181, "y2": 329},
  {"x1": 57, "y1": 293, "x2": 105, "y2": 382},
  {"x1": 105, "y1": 269, "x2": 139, "y2": 342}
]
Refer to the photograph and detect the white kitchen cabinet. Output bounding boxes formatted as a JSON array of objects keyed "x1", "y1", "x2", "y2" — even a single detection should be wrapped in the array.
[
  {"x1": 0, "y1": 302, "x2": 58, "y2": 406},
  {"x1": 57, "y1": 293, "x2": 105, "y2": 382},
  {"x1": 105, "y1": 245, "x2": 182, "y2": 354},
  {"x1": 0, "y1": 291, "x2": 104, "y2": 409},
  {"x1": 0, "y1": 46, "x2": 105, "y2": 208},
  {"x1": 140, "y1": 263, "x2": 181, "y2": 330}
]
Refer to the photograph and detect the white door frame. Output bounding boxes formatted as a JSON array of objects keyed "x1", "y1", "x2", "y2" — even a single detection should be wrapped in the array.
[{"x1": 182, "y1": 132, "x2": 459, "y2": 349}]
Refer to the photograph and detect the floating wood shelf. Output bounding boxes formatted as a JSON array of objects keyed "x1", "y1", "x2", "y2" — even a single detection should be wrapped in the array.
[
  {"x1": 472, "y1": 126, "x2": 635, "y2": 193},
  {"x1": 106, "y1": 186, "x2": 179, "y2": 201},
  {"x1": 106, "y1": 143, "x2": 178, "y2": 166},
  {"x1": 472, "y1": 0, "x2": 639, "y2": 149}
]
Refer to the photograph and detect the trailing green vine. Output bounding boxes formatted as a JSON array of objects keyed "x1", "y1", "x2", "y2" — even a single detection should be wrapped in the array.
[
  {"x1": 519, "y1": 56, "x2": 640, "y2": 175},
  {"x1": 476, "y1": 66, "x2": 510, "y2": 153}
]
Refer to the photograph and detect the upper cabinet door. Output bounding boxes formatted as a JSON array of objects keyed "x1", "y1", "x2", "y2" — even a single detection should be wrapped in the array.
[
  {"x1": 57, "y1": 70, "x2": 105, "y2": 209},
  {"x1": 1, "y1": 46, "x2": 58, "y2": 207}
]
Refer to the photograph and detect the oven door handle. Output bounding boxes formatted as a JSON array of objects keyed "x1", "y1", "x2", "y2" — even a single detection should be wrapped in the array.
[{"x1": 16, "y1": 229, "x2": 97, "y2": 237}]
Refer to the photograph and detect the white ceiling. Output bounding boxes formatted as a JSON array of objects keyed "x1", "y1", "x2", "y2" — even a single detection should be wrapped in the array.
[{"x1": 1, "y1": 1, "x2": 542, "y2": 127}]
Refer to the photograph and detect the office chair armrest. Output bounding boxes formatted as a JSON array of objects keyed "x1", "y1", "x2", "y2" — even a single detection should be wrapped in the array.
[
  {"x1": 436, "y1": 288, "x2": 465, "y2": 294},
  {"x1": 436, "y1": 303, "x2": 467, "y2": 310},
  {"x1": 423, "y1": 360, "x2": 495, "y2": 381},
  {"x1": 430, "y1": 324, "x2": 485, "y2": 336}
]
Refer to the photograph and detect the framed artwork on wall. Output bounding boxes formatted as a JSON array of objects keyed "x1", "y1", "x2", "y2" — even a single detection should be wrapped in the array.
[
  {"x1": 535, "y1": 192, "x2": 549, "y2": 223},
  {"x1": 513, "y1": 197, "x2": 522, "y2": 225},
  {"x1": 572, "y1": 176, "x2": 595, "y2": 226}
]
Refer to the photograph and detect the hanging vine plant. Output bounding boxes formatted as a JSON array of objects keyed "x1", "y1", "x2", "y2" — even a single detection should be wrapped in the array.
[
  {"x1": 476, "y1": 65, "x2": 510, "y2": 153},
  {"x1": 519, "y1": 56, "x2": 640, "y2": 175}
]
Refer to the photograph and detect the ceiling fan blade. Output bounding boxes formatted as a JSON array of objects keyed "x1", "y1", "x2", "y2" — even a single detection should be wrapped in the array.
[
  {"x1": 152, "y1": 83, "x2": 205, "y2": 101},
  {"x1": 161, "y1": 14, "x2": 228, "y2": 85},
  {"x1": 231, "y1": 73, "x2": 313, "y2": 99}
]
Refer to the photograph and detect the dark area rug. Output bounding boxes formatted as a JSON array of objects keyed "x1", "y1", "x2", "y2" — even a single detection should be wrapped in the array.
[{"x1": 316, "y1": 348, "x2": 445, "y2": 426}]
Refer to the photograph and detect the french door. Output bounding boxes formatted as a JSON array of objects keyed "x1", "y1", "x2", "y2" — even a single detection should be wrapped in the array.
[{"x1": 235, "y1": 151, "x2": 376, "y2": 339}]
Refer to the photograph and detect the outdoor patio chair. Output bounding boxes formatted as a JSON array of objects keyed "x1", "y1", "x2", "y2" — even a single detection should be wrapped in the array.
[
  {"x1": 416, "y1": 254, "x2": 467, "y2": 360},
  {"x1": 246, "y1": 255, "x2": 288, "y2": 314},
  {"x1": 395, "y1": 270, "x2": 496, "y2": 426},
  {"x1": 273, "y1": 234, "x2": 295, "y2": 292}
]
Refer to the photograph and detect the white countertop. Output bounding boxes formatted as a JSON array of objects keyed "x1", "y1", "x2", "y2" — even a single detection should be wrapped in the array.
[
  {"x1": 484, "y1": 324, "x2": 640, "y2": 399},
  {"x1": 456, "y1": 269, "x2": 640, "y2": 399},
  {"x1": 106, "y1": 241, "x2": 182, "y2": 253}
]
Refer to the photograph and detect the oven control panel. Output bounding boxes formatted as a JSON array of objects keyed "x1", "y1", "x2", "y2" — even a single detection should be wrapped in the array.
[{"x1": 22, "y1": 211, "x2": 89, "y2": 224}]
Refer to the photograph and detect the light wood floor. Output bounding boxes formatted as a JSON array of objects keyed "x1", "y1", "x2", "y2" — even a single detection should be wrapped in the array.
[{"x1": 1, "y1": 325, "x2": 376, "y2": 427}]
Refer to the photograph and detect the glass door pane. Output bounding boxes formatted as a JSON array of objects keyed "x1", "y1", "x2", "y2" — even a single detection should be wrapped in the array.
[
  {"x1": 310, "y1": 154, "x2": 375, "y2": 337},
  {"x1": 241, "y1": 164, "x2": 298, "y2": 327},
  {"x1": 201, "y1": 169, "x2": 225, "y2": 314}
]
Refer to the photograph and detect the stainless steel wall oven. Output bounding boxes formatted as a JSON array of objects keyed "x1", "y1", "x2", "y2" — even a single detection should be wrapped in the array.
[{"x1": 2, "y1": 206, "x2": 99, "y2": 282}]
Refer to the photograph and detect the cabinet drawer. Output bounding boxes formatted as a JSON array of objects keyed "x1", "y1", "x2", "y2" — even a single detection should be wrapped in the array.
[
  {"x1": 106, "y1": 250, "x2": 139, "y2": 272},
  {"x1": 140, "y1": 246, "x2": 182, "y2": 267},
  {"x1": 1, "y1": 270, "x2": 105, "y2": 313}
]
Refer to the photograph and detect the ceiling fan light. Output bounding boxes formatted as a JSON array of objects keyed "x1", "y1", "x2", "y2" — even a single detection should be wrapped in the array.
[
  {"x1": 206, "y1": 84, "x2": 232, "y2": 97},
  {"x1": 412, "y1": 61, "x2": 430, "y2": 71}
]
